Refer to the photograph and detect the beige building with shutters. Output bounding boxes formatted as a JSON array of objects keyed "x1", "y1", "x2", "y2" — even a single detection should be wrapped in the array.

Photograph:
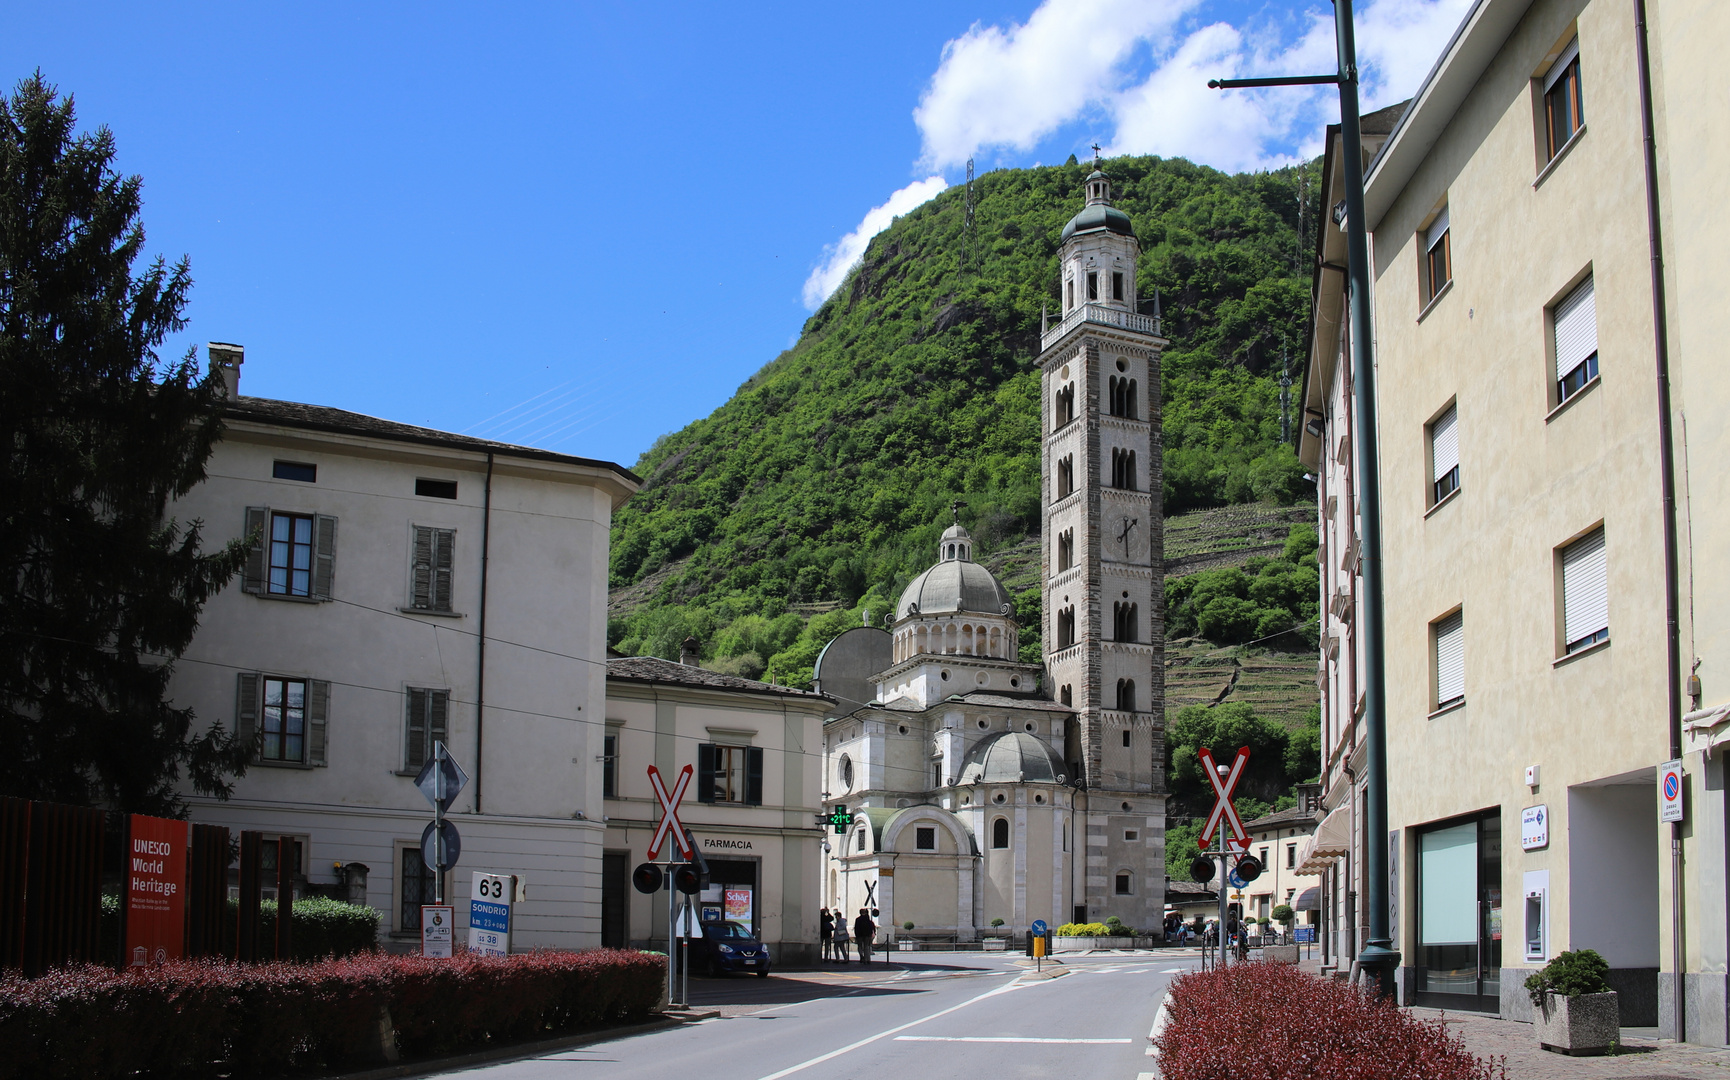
[
  {"x1": 171, "y1": 344, "x2": 639, "y2": 951},
  {"x1": 1302, "y1": 0, "x2": 1730, "y2": 1039}
]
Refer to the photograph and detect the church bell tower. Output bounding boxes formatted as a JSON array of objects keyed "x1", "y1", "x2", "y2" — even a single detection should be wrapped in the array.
[{"x1": 1040, "y1": 155, "x2": 1167, "y2": 926}]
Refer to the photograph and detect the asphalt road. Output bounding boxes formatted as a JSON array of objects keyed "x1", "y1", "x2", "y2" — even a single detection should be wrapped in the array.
[{"x1": 429, "y1": 951, "x2": 1201, "y2": 1080}]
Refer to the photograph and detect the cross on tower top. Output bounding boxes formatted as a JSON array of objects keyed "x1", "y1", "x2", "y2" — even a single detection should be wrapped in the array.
[
  {"x1": 951, "y1": 499, "x2": 966, "y2": 524},
  {"x1": 1091, "y1": 142, "x2": 1101, "y2": 166}
]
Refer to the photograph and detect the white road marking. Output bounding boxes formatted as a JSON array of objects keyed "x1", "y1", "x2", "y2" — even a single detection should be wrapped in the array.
[
  {"x1": 1159, "y1": 968, "x2": 1184, "y2": 974},
  {"x1": 895, "y1": 1036, "x2": 1132, "y2": 1044},
  {"x1": 752, "y1": 976, "x2": 1023, "y2": 1080},
  {"x1": 1145, "y1": 991, "x2": 1171, "y2": 1058}
]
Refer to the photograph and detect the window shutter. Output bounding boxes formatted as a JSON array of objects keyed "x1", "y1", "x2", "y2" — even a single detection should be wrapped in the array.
[
  {"x1": 242, "y1": 508, "x2": 269, "y2": 593},
  {"x1": 236, "y1": 673, "x2": 260, "y2": 758},
  {"x1": 433, "y1": 530, "x2": 454, "y2": 612},
  {"x1": 746, "y1": 746, "x2": 764, "y2": 806},
  {"x1": 1424, "y1": 205, "x2": 1450, "y2": 252},
  {"x1": 308, "y1": 680, "x2": 331, "y2": 766},
  {"x1": 406, "y1": 688, "x2": 428, "y2": 770},
  {"x1": 1562, "y1": 529, "x2": 1609, "y2": 646},
  {"x1": 313, "y1": 515, "x2": 338, "y2": 599},
  {"x1": 1431, "y1": 405, "x2": 1459, "y2": 482},
  {"x1": 1434, "y1": 611, "x2": 1465, "y2": 706},
  {"x1": 1553, "y1": 277, "x2": 1597, "y2": 380},
  {"x1": 696, "y1": 744, "x2": 717, "y2": 803},
  {"x1": 411, "y1": 526, "x2": 433, "y2": 609},
  {"x1": 429, "y1": 690, "x2": 449, "y2": 754},
  {"x1": 1543, "y1": 37, "x2": 1580, "y2": 93}
]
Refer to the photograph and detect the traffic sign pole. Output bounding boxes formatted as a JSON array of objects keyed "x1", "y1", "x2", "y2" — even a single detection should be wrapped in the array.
[{"x1": 434, "y1": 742, "x2": 446, "y2": 904}]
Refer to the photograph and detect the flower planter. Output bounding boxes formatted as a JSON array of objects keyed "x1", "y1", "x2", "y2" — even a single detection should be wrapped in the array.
[
  {"x1": 1052, "y1": 936, "x2": 1136, "y2": 951},
  {"x1": 1534, "y1": 991, "x2": 1619, "y2": 1055},
  {"x1": 897, "y1": 941, "x2": 917, "y2": 951},
  {"x1": 981, "y1": 939, "x2": 1008, "y2": 951}
]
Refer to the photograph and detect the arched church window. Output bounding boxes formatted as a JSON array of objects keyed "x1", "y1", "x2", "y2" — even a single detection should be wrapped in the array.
[
  {"x1": 1057, "y1": 454, "x2": 1073, "y2": 498},
  {"x1": 1060, "y1": 684, "x2": 1072, "y2": 706},
  {"x1": 1055, "y1": 384, "x2": 1075, "y2": 428},
  {"x1": 992, "y1": 818, "x2": 1010, "y2": 849},
  {"x1": 1126, "y1": 378, "x2": 1138, "y2": 419},
  {"x1": 1065, "y1": 279, "x2": 1073, "y2": 311},
  {"x1": 1115, "y1": 872, "x2": 1133, "y2": 896},
  {"x1": 1111, "y1": 448, "x2": 1138, "y2": 490},
  {"x1": 1116, "y1": 679, "x2": 1136, "y2": 712},
  {"x1": 1114, "y1": 601, "x2": 1139, "y2": 642},
  {"x1": 1057, "y1": 529, "x2": 1074, "y2": 572},
  {"x1": 1057, "y1": 605, "x2": 1076, "y2": 648},
  {"x1": 1086, "y1": 271, "x2": 1098, "y2": 301},
  {"x1": 856, "y1": 828, "x2": 867, "y2": 852}
]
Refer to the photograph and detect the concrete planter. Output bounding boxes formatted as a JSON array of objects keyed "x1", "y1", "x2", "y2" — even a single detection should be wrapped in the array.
[
  {"x1": 1535, "y1": 991, "x2": 1620, "y2": 1055},
  {"x1": 1261, "y1": 945, "x2": 1299, "y2": 965},
  {"x1": 1052, "y1": 936, "x2": 1136, "y2": 951},
  {"x1": 897, "y1": 941, "x2": 917, "y2": 951},
  {"x1": 981, "y1": 939, "x2": 1008, "y2": 951}
]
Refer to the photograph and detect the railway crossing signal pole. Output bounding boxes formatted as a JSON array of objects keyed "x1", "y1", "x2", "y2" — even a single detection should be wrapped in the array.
[{"x1": 1209, "y1": 0, "x2": 1398, "y2": 998}]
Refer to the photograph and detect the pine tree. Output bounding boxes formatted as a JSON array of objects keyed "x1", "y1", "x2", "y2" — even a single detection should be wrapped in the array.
[{"x1": 0, "y1": 73, "x2": 250, "y2": 814}]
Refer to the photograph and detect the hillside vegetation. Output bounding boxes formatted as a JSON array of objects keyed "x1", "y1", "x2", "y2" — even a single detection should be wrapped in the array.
[{"x1": 609, "y1": 154, "x2": 1321, "y2": 686}]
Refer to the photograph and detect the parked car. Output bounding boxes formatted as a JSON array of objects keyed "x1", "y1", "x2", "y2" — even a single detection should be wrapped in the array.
[{"x1": 695, "y1": 920, "x2": 771, "y2": 977}]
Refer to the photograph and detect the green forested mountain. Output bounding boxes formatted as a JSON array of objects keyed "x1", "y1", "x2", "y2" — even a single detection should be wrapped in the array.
[{"x1": 609, "y1": 154, "x2": 1320, "y2": 686}]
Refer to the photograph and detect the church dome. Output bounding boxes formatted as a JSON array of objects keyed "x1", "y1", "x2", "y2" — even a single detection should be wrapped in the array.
[
  {"x1": 958, "y1": 731, "x2": 1067, "y2": 785},
  {"x1": 1061, "y1": 202, "x2": 1135, "y2": 243},
  {"x1": 895, "y1": 523, "x2": 1013, "y2": 621},
  {"x1": 1060, "y1": 167, "x2": 1135, "y2": 243}
]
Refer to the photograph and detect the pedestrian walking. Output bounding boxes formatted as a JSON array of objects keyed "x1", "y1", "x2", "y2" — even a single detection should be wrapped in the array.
[
  {"x1": 819, "y1": 908, "x2": 834, "y2": 962},
  {"x1": 834, "y1": 916, "x2": 851, "y2": 963},
  {"x1": 854, "y1": 909, "x2": 876, "y2": 965}
]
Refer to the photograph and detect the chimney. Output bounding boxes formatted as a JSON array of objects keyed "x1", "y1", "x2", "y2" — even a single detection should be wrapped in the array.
[
  {"x1": 679, "y1": 637, "x2": 701, "y2": 667},
  {"x1": 208, "y1": 342, "x2": 244, "y2": 398}
]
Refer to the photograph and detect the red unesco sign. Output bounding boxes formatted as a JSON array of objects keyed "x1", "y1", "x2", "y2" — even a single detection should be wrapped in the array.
[{"x1": 125, "y1": 814, "x2": 188, "y2": 967}]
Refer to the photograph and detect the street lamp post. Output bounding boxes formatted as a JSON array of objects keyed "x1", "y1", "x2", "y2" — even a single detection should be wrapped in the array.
[{"x1": 1209, "y1": 0, "x2": 1399, "y2": 997}]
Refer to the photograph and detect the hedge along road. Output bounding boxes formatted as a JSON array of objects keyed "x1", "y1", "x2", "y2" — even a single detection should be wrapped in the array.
[{"x1": 427, "y1": 952, "x2": 1200, "y2": 1080}]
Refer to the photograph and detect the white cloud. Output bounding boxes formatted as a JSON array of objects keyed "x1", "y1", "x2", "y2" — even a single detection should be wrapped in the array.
[
  {"x1": 802, "y1": 176, "x2": 948, "y2": 309},
  {"x1": 913, "y1": 0, "x2": 1476, "y2": 173},
  {"x1": 914, "y1": 0, "x2": 1200, "y2": 170}
]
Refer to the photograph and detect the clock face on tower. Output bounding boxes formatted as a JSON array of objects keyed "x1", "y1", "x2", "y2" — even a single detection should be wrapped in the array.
[{"x1": 1113, "y1": 514, "x2": 1140, "y2": 560}]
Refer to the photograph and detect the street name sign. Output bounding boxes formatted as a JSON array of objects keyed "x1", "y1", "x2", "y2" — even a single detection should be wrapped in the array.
[
  {"x1": 1660, "y1": 760, "x2": 1684, "y2": 823},
  {"x1": 646, "y1": 764, "x2": 695, "y2": 860}
]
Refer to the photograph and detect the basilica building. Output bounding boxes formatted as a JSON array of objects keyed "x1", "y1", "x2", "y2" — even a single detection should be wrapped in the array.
[{"x1": 818, "y1": 162, "x2": 1167, "y2": 939}]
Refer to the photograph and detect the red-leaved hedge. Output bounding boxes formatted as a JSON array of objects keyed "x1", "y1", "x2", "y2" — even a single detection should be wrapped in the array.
[
  {"x1": 0, "y1": 948, "x2": 665, "y2": 1080},
  {"x1": 1153, "y1": 962, "x2": 1506, "y2": 1080}
]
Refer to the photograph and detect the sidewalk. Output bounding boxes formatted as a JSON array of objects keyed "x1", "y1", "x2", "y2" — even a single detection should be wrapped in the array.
[
  {"x1": 1410, "y1": 1009, "x2": 1730, "y2": 1079},
  {"x1": 1290, "y1": 958, "x2": 1730, "y2": 1077}
]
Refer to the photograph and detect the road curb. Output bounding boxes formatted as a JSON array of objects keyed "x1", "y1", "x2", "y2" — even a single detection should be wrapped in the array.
[{"x1": 320, "y1": 1012, "x2": 704, "y2": 1080}]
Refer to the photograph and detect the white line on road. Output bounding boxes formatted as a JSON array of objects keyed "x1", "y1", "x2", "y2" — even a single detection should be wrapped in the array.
[
  {"x1": 1158, "y1": 968, "x2": 1184, "y2": 974},
  {"x1": 894, "y1": 1036, "x2": 1133, "y2": 1044},
  {"x1": 1145, "y1": 991, "x2": 1171, "y2": 1058},
  {"x1": 752, "y1": 977, "x2": 1024, "y2": 1080}
]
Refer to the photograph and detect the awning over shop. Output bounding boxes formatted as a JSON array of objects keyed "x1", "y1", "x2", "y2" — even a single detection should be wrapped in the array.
[
  {"x1": 1294, "y1": 805, "x2": 1352, "y2": 875},
  {"x1": 1295, "y1": 886, "x2": 1321, "y2": 912},
  {"x1": 1684, "y1": 702, "x2": 1730, "y2": 757}
]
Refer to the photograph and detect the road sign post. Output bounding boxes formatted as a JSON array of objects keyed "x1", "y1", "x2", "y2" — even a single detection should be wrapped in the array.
[
  {"x1": 415, "y1": 741, "x2": 469, "y2": 904},
  {"x1": 1660, "y1": 760, "x2": 1684, "y2": 823},
  {"x1": 646, "y1": 765, "x2": 695, "y2": 1008},
  {"x1": 1196, "y1": 747, "x2": 1252, "y2": 970},
  {"x1": 470, "y1": 872, "x2": 515, "y2": 957}
]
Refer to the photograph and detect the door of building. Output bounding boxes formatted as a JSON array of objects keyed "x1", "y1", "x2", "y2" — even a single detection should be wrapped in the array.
[
  {"x1": 601, "y1": 851, "x2": 628, "y2": 948},
  {"x1": 1414, "y1": 812, "x2": 1502, "y2": 1011}
]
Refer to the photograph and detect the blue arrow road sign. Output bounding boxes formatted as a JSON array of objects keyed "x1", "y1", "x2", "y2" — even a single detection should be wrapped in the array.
[
  {"x1": 1032, "y1": 920, "x2": 1048, "y2": 935},
  {"x1": 1227, "y1": 867, "x2": 1248, "y2": 889}
]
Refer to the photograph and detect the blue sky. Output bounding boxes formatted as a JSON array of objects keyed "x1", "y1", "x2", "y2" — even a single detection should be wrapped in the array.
[{"x1": 5, "y1": 0, "x2": 1468, "y2": 468}]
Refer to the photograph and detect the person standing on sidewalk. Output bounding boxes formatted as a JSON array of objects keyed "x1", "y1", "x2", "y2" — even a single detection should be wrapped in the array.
[
  {"x1": 834, "y1": 916, "x2": 851, "y2": 963},
  {"x1": 854, "y1": 909, "x2": 876, "y2": 965},
  {"x1": 819, "y1": 908, "x2": 834, "y2": 962}
]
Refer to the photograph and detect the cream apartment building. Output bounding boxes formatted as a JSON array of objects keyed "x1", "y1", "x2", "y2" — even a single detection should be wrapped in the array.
[
  {"x1": 1346, "y1": 0, "x2": 1728, "y2": 1037},
  {"x1": 1295, "y1": 104, "x2": 1407, "y2": 978},
  {"x1": 172, "y1": 345, "x2": 638, "y2": 950}
]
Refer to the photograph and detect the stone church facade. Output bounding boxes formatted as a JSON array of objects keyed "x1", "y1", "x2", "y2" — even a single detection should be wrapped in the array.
[{"x1": 821, "y1": 164, "x2": 1167, "y2": 938}]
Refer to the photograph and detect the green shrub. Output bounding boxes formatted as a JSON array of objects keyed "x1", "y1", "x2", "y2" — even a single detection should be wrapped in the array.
[
  {"x1": 1055, "y1": 922, "x2": 1112, "y2": 937},
  {"x1": 902, "y1": 921, "x2": 915, "y2": 931},
  {"x1": 990, "y1": 918, "x2": 1005, "y2": 928},
  {"x1": 1271, "y1": 904, "x2": 1294, "y2": 927},
  {"x1": 1524, "y1": 949, "x2": 1611, "y2": 1006}
]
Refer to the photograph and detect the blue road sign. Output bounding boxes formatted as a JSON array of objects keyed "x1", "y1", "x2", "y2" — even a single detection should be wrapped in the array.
[
  {"x1": 471, "y1": 898, "x2": 510, "y2": 935},
  {"x1": 415, "y1": 743, "x2": 469, "y2": 812},
  {"x1": 1295, "y1": 927, "x2": 1316, "y2": 943},
  {"x1": 420, "y1": 819, "x2": 461, "y2": 871},
  {"x1": 1031, "y1": 920, "x2": 1048, "y2": 935},
  {"x1": 1227, "y1": 867, "x2": 1247, "y2": 889}
]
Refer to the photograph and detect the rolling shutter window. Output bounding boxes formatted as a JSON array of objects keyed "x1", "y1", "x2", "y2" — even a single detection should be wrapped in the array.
[
  {"x1": 312, "y1": 515, "x2": 338, "y2": 599},
  {"x1": 696, "y1": 744, "x2": 717, "y2": 803},
  {"x1": 1562, "y1": 529, "x2": 1609, "y2": 650},
  {"x1": 308, "y1": 680, "x2": 331, "y2": 766},
  {"x1": 1553, "y1": 277, "x2": 1597, "y2": 381},
  {"x1": 242, "y1": 507, "x2": 269, "y2": 593},
  {"x1": 746, "y1": 746, "x2": 765, "y2": 807},
  {"x1": 1543, "y1": 36, "x2": 1580, "y2": 93},
  {"x1": 1424, "y1": 205, "x2": 1450, "y2": 253},
  {"x1": 1433, "y1": 612, "x2": 1465, "y2": 708},
  {"x1": 236, "y1": 672, "x2": 260, "y2": 758},
  {"x1": 1431, "y1": 406, "x2": 1459, "y2": 485}
]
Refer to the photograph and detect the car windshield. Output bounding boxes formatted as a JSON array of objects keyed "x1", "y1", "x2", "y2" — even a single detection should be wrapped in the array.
[{"x1": 704, "y1": 921, "x2": 754, "y2": 940}]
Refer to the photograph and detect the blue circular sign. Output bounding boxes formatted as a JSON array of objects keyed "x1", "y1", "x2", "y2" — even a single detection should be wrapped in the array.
[
  {"x1": 1031, "y1": 919, "x2": 1048, "y2": 935},
  {"x1": 1665, "y1": 774, "x2": 1680, "y2": 800},
  {"x1": 1227, "y1": 868, "x2": 1247, "y2": 889}
]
